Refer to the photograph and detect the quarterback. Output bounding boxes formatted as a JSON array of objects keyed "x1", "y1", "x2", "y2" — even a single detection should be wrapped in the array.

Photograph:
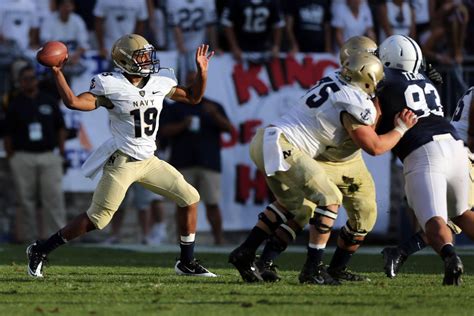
[
  {"x1": 229, "y1": 48, "x2": 418, "y2": 284},
  {"x1": 26, "y1": 34, "x2": 216, "y2": 278}
]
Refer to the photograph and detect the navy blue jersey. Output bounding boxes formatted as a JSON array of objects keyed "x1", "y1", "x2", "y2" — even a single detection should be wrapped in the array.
[
  {"x1": 283, "y1": 0, "x2": 331, "y2": 52},
  {"x1": 376, "y1": 68, "x2": 459, "y2": 161},
  {"x1": 221, "y1": 0, "x2": 285, "y2": 52}
]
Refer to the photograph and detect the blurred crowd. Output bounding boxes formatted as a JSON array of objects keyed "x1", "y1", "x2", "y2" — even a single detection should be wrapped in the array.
[{"x1": 0, "y1": 0, "x2": 474, "y2": 245}]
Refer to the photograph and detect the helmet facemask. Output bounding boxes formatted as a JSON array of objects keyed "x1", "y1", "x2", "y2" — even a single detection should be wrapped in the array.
[{"x1": 112, "y1": 34, "x2": 161, "y2": 77}]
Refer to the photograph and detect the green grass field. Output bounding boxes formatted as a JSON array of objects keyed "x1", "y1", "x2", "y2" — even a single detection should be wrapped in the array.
[{"x1": 1, "y1": 245, "x2": 474, "y2": 316}]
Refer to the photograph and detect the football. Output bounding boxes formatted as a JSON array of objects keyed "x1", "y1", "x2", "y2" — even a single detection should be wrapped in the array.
[{"x1": 36, "y1": 41, "x2": 68, "y2": 67}]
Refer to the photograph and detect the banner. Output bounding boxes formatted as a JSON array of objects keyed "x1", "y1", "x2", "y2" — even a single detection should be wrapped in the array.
[{"x1": 63, "y1": 52, "x2": 391, "y2": 233}]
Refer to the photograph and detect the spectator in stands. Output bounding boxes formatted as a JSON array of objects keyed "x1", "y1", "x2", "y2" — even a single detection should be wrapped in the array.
[
  {"x1": 4, "y1": 64, "x2": 67, "y2": 243},
  {"x1": 221, "y1": 0, "x2": 286, "y2": 63},
  {"x1": 40, "y1": 0, "x2": 90, "y2": 77},
  {"x1": 283, "y1": 0, "x2": 332, "y2": 54},
  {"x1": 422, "y1": 0, "x2": 469, "y2": 65},
  {"x1": 160, "y1": 72, "x2": 233, "y2": 245},
  {"x1": 409, "y1": 0, "x2": 432, "y2": 43},
  {"x1": 35, "y1": 0, "x2": 56, "y2": 27},
  {"x1": 146, "y1": 0, "x2": 168, "y2": 50},
  {"x1": 0, "y1": 0, "x2": 40, "y2": 51},
  {"x1": 378, "y1": 0, "x2": 416, "y2": 42},
  {"x1": 105, "y1": 184, "x2": 166, "y2": 245},
  {"x1": 167, "y1": 0, "x2": 221, "y2": 83},
  {"x1": 94, "y1": 0, "x2": 148, "y2": 60},
  {"x1": 332, "y1": 0, "x2": 375, "y2": 50}
]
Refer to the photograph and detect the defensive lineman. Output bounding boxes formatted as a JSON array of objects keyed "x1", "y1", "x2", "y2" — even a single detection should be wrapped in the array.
[
  {"x1": 377, "y1": 35, "x2": 474, "y2": 285},
  {"x1": 26, "y1": 34, "x2": 216, "y2": 278}
]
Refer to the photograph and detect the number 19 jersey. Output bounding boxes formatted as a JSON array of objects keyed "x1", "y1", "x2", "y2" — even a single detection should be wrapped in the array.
[
  {"x1": 89, "y1": 72, "x2": 177, "y2": 160},
  {"x1": 273, "y1": 71, "x2": 377, "y2": 159}
]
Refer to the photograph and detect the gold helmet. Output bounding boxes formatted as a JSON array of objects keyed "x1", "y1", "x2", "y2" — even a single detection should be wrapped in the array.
[
  {"x1": 339, "y1": 36, "x2": 378, "y2": 65},
  {"x1": 340, "y1": 52, "x2": 384, "y2": 96},
  {"x1": 111, "y1": 34, "x2": 159, "y2": 76}
]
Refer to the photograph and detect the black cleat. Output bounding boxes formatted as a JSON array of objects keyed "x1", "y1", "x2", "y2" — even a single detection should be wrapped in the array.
[
  {"x1": 26, "y1": 242, "x2": 47, "y2": 278},
  {"x1": 327, "y1": 266, "x2": 370, "y2": 282},
  {"x1": 298, "y1": 262, "x2": 341, "y2": 285},
  {"x1": 381, "y1": 247, "x2": 407, "y2": 278},
  {"x1": 443, "y1": 255, "x2": 463, "y2": 286},
  {"x1": 228, "y1": 247, "x2": 263, "y2": 283},
  {"x1": 175, "y1": 259, "x2": 216, "y2": 277},
  {"x1": 256, "y1": 259, "x2": 281, "y2": 282}
]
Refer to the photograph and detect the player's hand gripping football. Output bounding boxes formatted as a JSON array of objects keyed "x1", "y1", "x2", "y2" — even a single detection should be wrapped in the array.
[
  {"x1": 394, "y1": 109, "x2": 418, "y2": 135},
  {"x1": 195, "y1": 44, "x2": 214, "y2": 73}
]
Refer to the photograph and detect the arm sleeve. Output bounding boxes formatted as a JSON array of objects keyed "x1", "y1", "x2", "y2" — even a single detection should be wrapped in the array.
[
  {"x1": 334, "y1": 91, "x2": 377, "y2": 126},
  {"x1": 160, "y1": 76, "x2": 178, "y2": 97},
  {"x1": 341, "y1": 112, "x2": 367, "y2": 131},
  {"x1": 331, "y1": 6, "x2": 343, "y2": 28},
  {"x1": 89, "y1": 74, "x2": 107, "y2": 97}
]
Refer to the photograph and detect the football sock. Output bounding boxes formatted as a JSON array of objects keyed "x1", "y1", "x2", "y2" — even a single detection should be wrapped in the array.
[
  {"x1": 37, "y1": 231, "x2": 67, "y2": 254},
  {"x1": 398, "y1": 231, "x2": 426, "y2": 256},
  {"x1": 440, "y1": 243, "x2": 456, "y2": 260},
  {"x1": 329, "y1": 247, "x2": 354, "y2": 270},
  {"x1": 180, "y1": 234, "x2": 195, "y2": 263},
  {"x1": 240, "y1": 226, "x2": 269, "y2": 252},
  {"x1": 306, "y1": 244, "x2": 325, "y2": 265},
  {"x1": 260, "y1": 241, "x2": 283, "y2": 263}
]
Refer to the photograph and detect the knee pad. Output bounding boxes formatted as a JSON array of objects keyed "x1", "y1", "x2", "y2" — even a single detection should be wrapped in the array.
[
  {"x1": 269, "y1": 224, "x2": 301, "y2": 252},
  {"x1": 258, "y1": 203, "x2": 293, "y2": 231},
  {"x1": 340, "y1": 222, "x2": 367, "y2": 246},
  {"x1": 309, "y1": 207, "x2": 337, "y2": 234}
]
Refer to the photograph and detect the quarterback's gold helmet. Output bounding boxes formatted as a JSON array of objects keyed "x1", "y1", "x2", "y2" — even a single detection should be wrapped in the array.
[
  {"x1": 340, "y1": 52, "x2": 384, "y2": 96},
  {"x1": 111, "y1": 34, "x2": 159, "y2": 76},
  {"x1": 339, "y1": 36, "x2": 378, "y2": 65}
]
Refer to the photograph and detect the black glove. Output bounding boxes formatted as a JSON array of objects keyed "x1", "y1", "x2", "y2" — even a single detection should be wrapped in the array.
[{"x1": 427, "y1": 63, "x2": 443, "y2": 86}]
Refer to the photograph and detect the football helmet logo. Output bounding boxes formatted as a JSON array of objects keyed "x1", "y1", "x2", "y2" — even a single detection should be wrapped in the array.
[
  {"x1": 339, "y1": 36, "x2": 378, "y2": 65},
  {"x1": 340, "y1": 52, "x2": 384, "y2": 97}
]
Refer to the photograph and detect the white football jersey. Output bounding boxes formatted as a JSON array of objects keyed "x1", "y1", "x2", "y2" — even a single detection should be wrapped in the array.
[
  {"x1": 331, "y1": 3, "x2": 373, "y2": 43},
  {"x1": 93, "y1": 0, "x2": 148, "y2": 52},
  {"x1": 89, "y1": 71, "x2": 177, "y2": 160},
  {"x1": 0, "y1": 0, "x2": 39, "y2": 49},
  {"x1": 451, "y1": 87, "x2": 474, "y2": 144},
  {"x1": 167, "y1": 0, "x2": 217, "y2": 50},
  {"x1": 378, "y1": 1, "x2": 412, "y2": 43},
  {"x1": 40, "y1": 12, "x2": 90, "y2": 52},
  {"x1": 273, "y1": 71, "x2": 376, "y2": 159}
]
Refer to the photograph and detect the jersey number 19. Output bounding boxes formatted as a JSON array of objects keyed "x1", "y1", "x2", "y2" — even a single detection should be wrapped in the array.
[{"x1": 130, "y1": 108, "x2": 158, "y2": 138}]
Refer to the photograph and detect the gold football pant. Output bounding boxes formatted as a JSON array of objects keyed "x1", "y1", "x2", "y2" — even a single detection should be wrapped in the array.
[{"x1": 87, "y1": 151, "x2": 199, "y2": 229}]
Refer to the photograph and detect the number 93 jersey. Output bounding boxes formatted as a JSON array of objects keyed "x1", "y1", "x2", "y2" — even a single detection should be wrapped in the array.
[
  {"x1": 89, "y1": 72, "x2": 177, "y2": 160},
  {"x1": 273, "y1": 71, "x2": 377, "y2": 159},
  {"x1": 376, "y1": 68, "x2": 460, "y2": 161}
]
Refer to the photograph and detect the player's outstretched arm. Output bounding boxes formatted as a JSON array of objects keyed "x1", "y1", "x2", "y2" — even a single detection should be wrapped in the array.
[
  {"x1": 51, "y1": 66, "x2": 97, "y2": 111},
  {"x1": 347, "y1": 109, "x2": 418, "y2": 156},
  {"x1": 170, "y1": 44, "x2": 214, "y2": 104}
]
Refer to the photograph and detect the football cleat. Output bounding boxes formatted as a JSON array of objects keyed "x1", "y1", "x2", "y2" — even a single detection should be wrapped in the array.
[
  {"x1": 256, "y1": 259, "x2": 281, "y2": 282},
  {"x1": 327, "y1": 266, "x2": 370, "y2": 282},
  {"x1": 228, "y1": 247, "x2": 263, "y2": 283},
  {"x1": 26, "y1": 242, "x2": 47, "y2": 278},
  {"x1": 381, "y1": 247, "x2": 407, "y2": 278},
  {"x1": 443, "y1": 255, "x2": 463, "y2": 286},
  {"x1": 298, "y1": 262, "x2": 341, "y2": 285},
  {"x1": 174, "y1": 259, "x2": 216, "y2": 277}
]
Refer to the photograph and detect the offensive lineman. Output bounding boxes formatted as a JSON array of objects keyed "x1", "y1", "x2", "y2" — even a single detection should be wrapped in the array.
[
  {"x1": 229, "y1": 51, "x2": 418, "y2": 284},
  {"x1": 26, "y1": 34, "x2": 216, "y2": 278},
  {"x1": 377, "y1": 35, "x2": 474, "y2": 285},
  {"x1": 253, "y1": 36, "x2": 382, "y2": 283}
]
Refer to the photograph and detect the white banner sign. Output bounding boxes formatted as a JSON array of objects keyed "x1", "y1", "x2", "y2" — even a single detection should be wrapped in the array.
[{"x1": 62, "y1": 52, "x2": 391, "y2": 233}]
